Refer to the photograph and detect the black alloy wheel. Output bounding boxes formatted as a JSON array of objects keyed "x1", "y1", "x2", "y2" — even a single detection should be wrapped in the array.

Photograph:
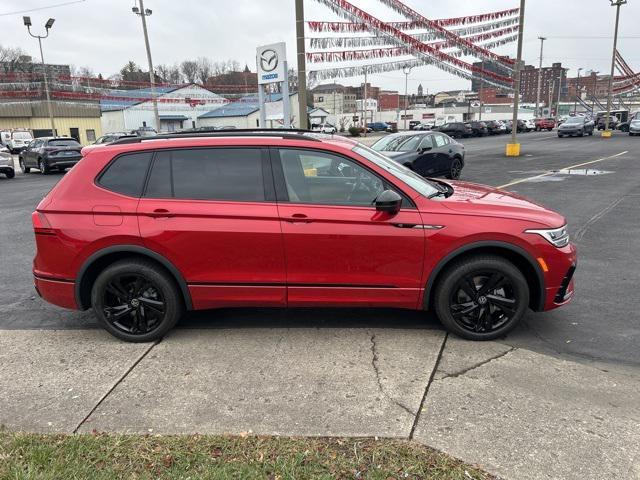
[
  {"x1": 447, "y1": 158, "x2": 463, "y2": 180},
  {"x1": 20, "y1": 158, "x2": 30, "y2": 173},
  {"x1": 92, "y1": 259, "x2": 183, "y2": 342},
  {"x1": 434, "y1": 256, "x2": 529, "y2": 340},
  {"x1": 39, "y1": 158, "x2": 49, "y2": 175}
]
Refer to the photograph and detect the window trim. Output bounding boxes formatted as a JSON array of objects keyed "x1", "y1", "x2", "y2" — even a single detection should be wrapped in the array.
[
  {"x1": 140, "y1": 146, "x2": 275, "y2": 203},
  {"x1": 270, "y1": 146, "x2": 416, "y2": 210}
]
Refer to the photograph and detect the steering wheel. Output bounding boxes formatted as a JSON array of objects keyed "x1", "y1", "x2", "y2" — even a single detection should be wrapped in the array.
[{"x1": 347, "y1": 170, "x2": 380, "y2": 203}]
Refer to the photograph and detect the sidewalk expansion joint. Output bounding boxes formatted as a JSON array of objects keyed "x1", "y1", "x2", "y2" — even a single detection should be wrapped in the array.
[
  {"x1": 439, "y1": 346, "x2": 516, "y2": 380},
  {"x1": 408, "y1": 333, "x2": 448, "y2": 440},
  {"x1": 369, "y1": 332, "x2": 415, "y2": 418},
  {"x1": 72, "y1": 339, "x2": 159, "y2": 434}
]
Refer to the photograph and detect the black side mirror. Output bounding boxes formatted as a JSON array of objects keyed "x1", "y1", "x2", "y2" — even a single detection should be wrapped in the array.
[
  {"x1": 375, "y1": 190, "x2": 402, "y2": 215},
  {"x1": 418, "y1": 146, "x2": 432, "y2": 153}
]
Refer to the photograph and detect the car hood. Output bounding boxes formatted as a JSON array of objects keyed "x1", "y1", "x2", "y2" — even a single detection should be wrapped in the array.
[{"x1": 437, "y1": 180, "x2": 565, "y2": 227}]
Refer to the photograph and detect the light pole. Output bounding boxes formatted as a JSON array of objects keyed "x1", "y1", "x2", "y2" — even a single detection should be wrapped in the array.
[
  {"x1": 403, "y1": 65, "x2": 412, "y2": 130},
  {"x1": 24, "y1": 16, "x2": 56, "y2": 136},
  {"x1": 478, "y1": 59, "x2": 485, "y2": 121},
  {"x1": 603, "y1": 0, "x2": 626, "y2": 137},
  {"x1": 573, "y1": 67, "x2": 583, "y2": 114},
  {"x1": 534, "y1": 36, "x2": 546, "y2": 118},
  {"x1": 555, "y1": 68, "x2": 565, "y2": 124},
  {"x1": 295, "y1": 0, "x2": 308, "y2": 129},
  {"x1": 506, "y1": 0, "x2": 526, "y2": 156},
  {"x1": 132, "y1": 0, "x2": 160, "y2": 132}
]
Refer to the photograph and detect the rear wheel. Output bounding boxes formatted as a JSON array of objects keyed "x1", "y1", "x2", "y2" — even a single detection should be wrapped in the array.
[
  {"x1": 19, "y1": 158, "x2": 30, "y2": 173},
  {"x1": 446, "y1": 158, "x2": 463, "y2": 180},
  {"x1": 433, "y1": 256, "x2": 529, "y2": 340},
  {"x1": 91, "y1": 259, "x2": 184, "y2": 342},
  {"x1": 38, "y1": 158, "x2": 49, "y2": 175},
  {"x1": 5, "y1": 170, "x2": 15, "y2": 179}
]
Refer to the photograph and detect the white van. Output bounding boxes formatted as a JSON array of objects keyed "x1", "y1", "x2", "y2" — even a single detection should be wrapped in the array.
[{"x1": 1, "y1": 130, "x2": 34, "y2": 153}]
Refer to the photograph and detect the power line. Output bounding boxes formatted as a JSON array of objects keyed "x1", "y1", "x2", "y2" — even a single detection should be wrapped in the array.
[{"x1": 0, "y1": 0, "x2": 86, "y2": 17}]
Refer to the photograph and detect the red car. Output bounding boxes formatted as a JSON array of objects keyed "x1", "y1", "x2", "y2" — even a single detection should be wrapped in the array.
[
  {"x1": 534, "y1": 118, "x2": 556, "y2": 131},
  {"x1": 32, "y1": 131, "x2": 576, "y2": 342}
]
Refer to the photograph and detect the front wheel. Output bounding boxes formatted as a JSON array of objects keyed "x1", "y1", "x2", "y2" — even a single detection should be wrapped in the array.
[
  {"x1": 446, "y1": 158, "x2": 463, "y2": 180},
  {"x1": 91, "y1": 259, "x2": 184, "y2": 342},
  {"x1": 433, "y1": 255, "x2": 529, "y2": 340}
]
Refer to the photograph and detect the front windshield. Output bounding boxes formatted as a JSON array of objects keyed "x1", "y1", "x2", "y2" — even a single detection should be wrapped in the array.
[
  {"x1": 371, "y1": 134, "x2": 423, "y2": 152},
  {"x1": 565, "y1": 117, "x2": 583, "y2": 124},
  {"x1": 13, "y1": 132, "x2": 32, "y2": 139},
  {"x1": 353, "y1": 144, "x2": 439, "y2": 198}
]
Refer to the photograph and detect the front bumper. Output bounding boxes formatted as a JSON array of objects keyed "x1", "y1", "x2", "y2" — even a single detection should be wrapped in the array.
[{"x1": 541, "y1": 242, "x2": 577, "y2": 311}]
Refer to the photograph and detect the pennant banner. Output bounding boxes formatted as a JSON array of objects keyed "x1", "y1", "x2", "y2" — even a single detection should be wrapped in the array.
[{"x1": 308, "y1": 17, "x2": 519, "y2": 49}]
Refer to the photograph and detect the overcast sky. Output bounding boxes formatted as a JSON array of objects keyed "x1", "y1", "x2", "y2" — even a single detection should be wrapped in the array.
[{"x1": 1, "y1": 0, "x2": 639, "y2": 94}]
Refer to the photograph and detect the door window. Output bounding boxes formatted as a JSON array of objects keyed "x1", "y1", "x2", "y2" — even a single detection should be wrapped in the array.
[
  {"x1": 418, "y1": 135, "x2": 435, "y2": 149},
  {"x1": 277, "y1": 149, "x2": 385, "y2": 207},
  {"x1": 144, "y1": 148, "x2": 267, "y2": 202}
]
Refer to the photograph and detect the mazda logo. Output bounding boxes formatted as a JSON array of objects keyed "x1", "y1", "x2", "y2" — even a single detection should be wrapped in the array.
[{"x1": 260, "y1": 49, "x2": 278, "y2": 72}]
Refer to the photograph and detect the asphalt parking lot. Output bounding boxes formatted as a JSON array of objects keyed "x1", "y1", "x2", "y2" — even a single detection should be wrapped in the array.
[{"x1": 2, "y1": 131, "x2": 638, "y2": 368}]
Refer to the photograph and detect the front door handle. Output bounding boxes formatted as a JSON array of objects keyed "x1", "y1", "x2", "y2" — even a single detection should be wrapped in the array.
[
  {"x1": 147, "y1": 208, "x2": 173, "y2": 218},
  {"x1": 285, "y1": 213, "x2": 312, "y2": 223}
]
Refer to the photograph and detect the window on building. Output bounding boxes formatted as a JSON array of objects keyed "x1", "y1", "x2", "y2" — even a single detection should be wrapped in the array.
[{"x1": 86, "y1": 129, "x2": 96, "y2": 143}]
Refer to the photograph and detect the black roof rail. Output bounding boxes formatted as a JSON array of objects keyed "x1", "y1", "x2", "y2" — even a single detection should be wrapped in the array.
[{"x1": 109, "y1": 129, "x2": 323, "y2": 146}]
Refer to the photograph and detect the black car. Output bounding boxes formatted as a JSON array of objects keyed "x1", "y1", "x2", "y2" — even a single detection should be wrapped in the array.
[
  {"x1": 94, "y1": 132, "x2": 137, "y2": 144},
  {"x1": 370, "y1": 131, "x2": 465, "y2": 179},
  {"x1": 557, "y1": 116, "x2": 595, "y2": 137},
  {"x1": 433, "y1": 122, "x2": 472, "y2": 139},
  {"x1": 19, "y1": 137, "x2": 83, "y2": 174},
  {"x1": 484, "y1": 120, "x2": 501, "y2": 135},
  {"x1": 597, "y1": 116, "x2": 618, "y2": 131},
  {"x1": 466, "y1": 121, "x2": 488, "y2": 137}
]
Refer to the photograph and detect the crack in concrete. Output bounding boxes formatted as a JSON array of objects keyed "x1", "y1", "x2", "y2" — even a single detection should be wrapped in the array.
[
  {"x1": 439, "y1": 346, "x2": 516, "y2": 380},
  {"x1": 369, "y1": 332, "x2": 415, "y2": 418}
]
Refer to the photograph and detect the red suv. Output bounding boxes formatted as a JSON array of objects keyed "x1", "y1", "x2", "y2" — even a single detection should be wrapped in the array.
[
  {"x1": 32, "y1": 131, "x2": 576, "y2": 342},
  {"x1": 534, "y1": 118, "x2": 556, "y2": 131}
]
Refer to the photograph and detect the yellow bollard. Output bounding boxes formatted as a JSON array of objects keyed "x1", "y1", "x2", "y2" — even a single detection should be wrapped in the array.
[
  {"x1": 601, "y1": 130, "x2": 612, "y2": 138},
  {"x1": 505, "y1": 143, "x2": 521, "y2": 157}
]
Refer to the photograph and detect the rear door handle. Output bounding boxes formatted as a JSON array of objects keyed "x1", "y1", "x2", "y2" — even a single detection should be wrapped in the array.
[
  {"x1": 147, "y1": 208, "x2": 173, "y2": 218},
  {"x1": 285, "y1": 213, "x2": 312, "y2": 223}
]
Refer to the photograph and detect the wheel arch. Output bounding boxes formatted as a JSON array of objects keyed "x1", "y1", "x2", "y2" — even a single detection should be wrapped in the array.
[
  {"x1": 75, "y1": 245, "x2": 193, "y2": 311},
  {"x1": 423, "y1": 241, "x2": 545, "y2": 312}
]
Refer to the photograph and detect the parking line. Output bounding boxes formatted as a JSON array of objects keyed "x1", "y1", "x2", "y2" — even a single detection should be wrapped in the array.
[{"x1": 497, "y1": 151, "x2": 629, "y2": 189}]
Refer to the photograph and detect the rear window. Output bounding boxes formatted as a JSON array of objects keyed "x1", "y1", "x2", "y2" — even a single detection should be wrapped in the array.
[
  {"x1": 48, "y1": 139, "x2": 81, "y2": 147},
  {"x1": 145, "y1": 148, "x2": 265, "y2": 202},
  {"x1": 13, "y1": 132, "x2": 33, "y2": 140},
  {"x1": 98, "y1": 152, "x2": 153, "y2": 197}
]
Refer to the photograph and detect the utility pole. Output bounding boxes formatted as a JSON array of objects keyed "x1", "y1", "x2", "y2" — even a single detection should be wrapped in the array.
[
  {"x1": 362, "y1": 68, "x2": 368, "y2": 136},
  {"x1": 478, "y1": 59, "x2": 485, "y2": 121},
  {"x1": 506, "y1": 0, "x2": 526, "y2": 156},
  {"x1": 132, "y1": 0, "x2": 160, "y2": 132},
  {"x1": 24, "y1": 16, "x2": 56, "y2": 136},
  {"x1": 573, "y1": 67, "x2": 583, "y2": 115},
  {"x1": 295, "y1": 0, "x2": 308, "y2": 129},
  {"x1": 403, "y1": 65, "x2": 412, "y2": 130},
  {"x1": 534, "y1": 36, "x2": 546, "y2": 118},
  {"x1": 555, "y1": 68, "x2": 565, "y2": 124},
  {"x1": 604, "y1": 0, "x2": 626, "y2": 137}
]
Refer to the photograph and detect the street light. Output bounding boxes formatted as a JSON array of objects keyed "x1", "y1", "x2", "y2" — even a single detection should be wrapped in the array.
[
  {"x1": 24, "y1": 16, "x2": 56, "y2": 136},
  {"x1": 534, "y1": 36, "x2": 546, "y2": 118},
  {"x1": 573, "y1": 67, "x2": 583, "y2": 115},
  {"x1": 132, "y1": 0, "x2": 160, "y2": 132},
  {"x1": 603, "y1": 0, "x2": 626, "y2": 137},
  {"x1": 403, "y1": 65, "x2": 412, "y2": 130}
]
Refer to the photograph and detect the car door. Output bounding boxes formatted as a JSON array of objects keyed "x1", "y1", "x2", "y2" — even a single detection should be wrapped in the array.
[
  {"x1": 26, "y1": 140, "x2": 41, "y2": 166},
  {"x1": 431, "y1": 133, "x2": 453, "y2": 175},
  {"x1": 272, "y1": 147, "x2": 425, "y2": 308},
  {"x1": 137, "y1": 147, "x2": 287, "y2": 309},
  {"x1": 410, "y1": 135, "x2": 439, "y2": 177}
]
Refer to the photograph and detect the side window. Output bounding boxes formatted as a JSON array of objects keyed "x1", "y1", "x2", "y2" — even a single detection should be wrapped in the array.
[
  {"x1": 418, "y1": 135, "x2": 434, "y2": 150},
  {"x1": 98, "y1": 152, "x2": 152, "y2": 197},
  {"x1": 145, "y1": 148, "x2": 265, "y2": 202},
  {"x1": 278, "y1": 149, "x2": 385, "y2": 207},
  {"x1": 433, "y1": 134, "x2": 448, "y2": 148}
]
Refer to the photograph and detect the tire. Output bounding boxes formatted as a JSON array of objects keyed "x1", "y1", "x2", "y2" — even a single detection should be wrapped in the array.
[
  {"x1": 91, "y1": 259, "x2": 184, "y2": 342},
  {"x1": 19, "y1": 159, "x2": 30, "y2": 173},
  {"x1": 589, "y1": 130, "x2": 593, "y2": 136},
  {"x1": 446, "y1": 158, "x2": 463, "y2": 180},
  {"x1": 558, "y1": 134, "x2": 564, "y2": 138},
  {"x1": 5, "y1": 170, "x2": 15, "y2": 179},
  {"x1": 433, "y1": 255, "x2": 529, "y2": 341},
  {"x1": 38, "y1": 158, "x2": 49, "y2": 175},
  {"x1": 578, "y1": 130, "x2": 584, "y2": 137}
]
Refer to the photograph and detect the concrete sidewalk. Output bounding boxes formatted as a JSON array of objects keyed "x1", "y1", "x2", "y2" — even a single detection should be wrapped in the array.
[{"x1": 1, "y1": 328, "x2": 638, "y2": 480}]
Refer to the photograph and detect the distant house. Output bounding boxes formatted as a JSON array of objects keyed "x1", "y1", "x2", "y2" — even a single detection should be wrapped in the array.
[
  {"x1": 100, "y1": 84, "x2": 227, "y2": 133},
  {"x1": 198, "y1": 93, "x2": 318, "y2": 129},
  {"x1": 433, "y1": 90, "x2": 472, "y2": 107}
]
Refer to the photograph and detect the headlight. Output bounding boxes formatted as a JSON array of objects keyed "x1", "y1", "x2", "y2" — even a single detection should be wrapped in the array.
[{"x1": 525, "y1": 225, "x2": 570, "y2": 248}]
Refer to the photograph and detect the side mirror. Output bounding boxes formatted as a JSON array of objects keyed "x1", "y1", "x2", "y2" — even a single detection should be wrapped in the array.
[
  {"x1": 419, "y1": 146, "x2": 432, "y2": 153},
  {"x1": 375, "y1": 190, "x2": 402, "y2": 215}
]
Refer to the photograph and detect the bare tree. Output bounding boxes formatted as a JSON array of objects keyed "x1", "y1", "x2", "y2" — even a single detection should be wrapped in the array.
[
  {"x1": 196, "y1": 57, "x2": 212, "y2": 84},
  {"x1": 181, "y1": 60, "x2": 198, "y2": 83},
  {"x1": 0, "y1": 44, "x2": 30, "y2": 74}
]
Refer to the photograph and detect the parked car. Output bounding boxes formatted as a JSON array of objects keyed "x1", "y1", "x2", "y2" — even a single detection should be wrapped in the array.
[
  {"x1": 409, "y1": 120, "x2": 421, "y2": 130},
  {"x1": 499, "y1": 120, "x2": 512, "y2": 134},
  {"x1": 414, "y1": 121, "x2": 435, "y2": 131},
  {"x1": 597, "y1": 116, "x2": 618, "y2": 131},
  {"x1": 1, "y1": 129, "x2": 34, "y2": 153},
  {"x1": 32, "y1": 130, "x2": 576, "y2": 343},
  {"x1": 628, "y1": 114, "x2": 640, "y2": 136},
  {"x1": 311, "y1": 123, "x2": 337, "y2": 134},
  {"x1": 508, "y1": 119, "x2": 528, "y2": 133},
  {"x1": 0, "y1": 146, "x2": 15, "y2": 179},
  {"x1": 557, "y1": 116, "x2": 595, "y2": 137},
  {"x1": 19, "y1": 137, "x2": 83, "y2": 174},
  {"x1": 371, "y1": 131, "x2": 465, "y2": 179},
  {"x1": 433, "y1": 122, "x2": 472, "y2": 138},
  {"x1": 534, "y1": 118, "x2": 556, "y2": 131},
  {"x1": 366, "y1": 122, "x2": 391, "y2": 132},
  {"x1": 94, "y1": 133, "x2": 137, "y2": 145},
  {"x1": 524, "y1": 120, "x2": 536, "y2": 132},
  {"x1": 484, "y1": 121, "x2": 502, "y2": 135},
  {"x1": 466, "y1": 121, "x2": 488, "y2": 137}
]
